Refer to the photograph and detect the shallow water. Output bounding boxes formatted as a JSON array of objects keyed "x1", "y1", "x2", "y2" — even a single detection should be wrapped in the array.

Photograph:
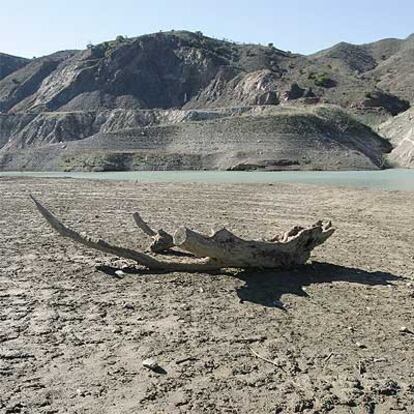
[{"x1": 1, "y1": 169, "x2": 414, "y2": 191}]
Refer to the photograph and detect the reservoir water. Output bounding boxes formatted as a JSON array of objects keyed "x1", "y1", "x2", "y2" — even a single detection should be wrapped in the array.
[{"x1": 1, "y1": 169, "x2": 414, "y2": 191}]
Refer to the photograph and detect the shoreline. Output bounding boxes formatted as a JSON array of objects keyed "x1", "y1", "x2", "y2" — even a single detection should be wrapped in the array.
[{"x1": 0, "y1": 168, "x2": 413, "y2": 192}]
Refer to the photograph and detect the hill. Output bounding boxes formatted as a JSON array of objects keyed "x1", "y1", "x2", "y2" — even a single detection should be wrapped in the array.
[
  {"x1": 311, "y1": 35, "x2": 414, "y2": 107},
  {"x1": 1, "y1": 31, "x2": 412, "y2": 115},
  {"x1": 0, "y1": 53, "x2": 29, "y2": 81},
  {"x1": 379, "y1": 107, "x2": 414, "y2": 168},
  {"x1": 0, "y1": 105, "x2": 392, "y2": 171},
  {"x1": 0, "y1": 30, "x2": 413, "y2": 171},
  {"x1": 0, "y1": 51, "x2": 78, "y2": 113}
]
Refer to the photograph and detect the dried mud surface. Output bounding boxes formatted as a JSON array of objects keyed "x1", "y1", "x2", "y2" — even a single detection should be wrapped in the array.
[{"x1": 1, "y1": 177, "x2": 413, "y2": 413}]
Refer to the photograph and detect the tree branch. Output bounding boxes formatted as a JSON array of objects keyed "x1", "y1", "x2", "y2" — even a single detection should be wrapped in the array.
[
  {"x1": 132, "y1": 212, "x2": 174, "y2": 253},
  {"x1": 30, "y1": 195, "x2": 221, "y2": 273}
]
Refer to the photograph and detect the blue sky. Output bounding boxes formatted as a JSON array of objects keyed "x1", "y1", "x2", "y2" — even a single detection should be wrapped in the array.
[{"x1": 2, "y1": 0, "x2": 413, "y2": 58}]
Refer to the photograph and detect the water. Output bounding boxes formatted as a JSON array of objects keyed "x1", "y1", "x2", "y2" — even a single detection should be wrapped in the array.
[{"x1": 1, "y1": 169, "x2": 414, "y2": 191}]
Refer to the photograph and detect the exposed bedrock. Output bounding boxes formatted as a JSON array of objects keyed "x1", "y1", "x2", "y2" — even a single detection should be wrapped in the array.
[{"x1": 0, "y1": 105, "x2": 392, "y2": 171}]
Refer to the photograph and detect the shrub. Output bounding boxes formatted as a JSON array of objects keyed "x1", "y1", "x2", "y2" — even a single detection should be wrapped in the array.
[{"x1": 309, "y1": 72, "x2": 336, "y2": 88}]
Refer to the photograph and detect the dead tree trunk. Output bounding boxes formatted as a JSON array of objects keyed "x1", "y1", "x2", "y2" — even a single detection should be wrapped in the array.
[
  {"x1": 30, "y1": 195, "x2": 335, "y2": 273},
  {"x1": 174, "y1": 224, "x2": 333, "y2": 268}
]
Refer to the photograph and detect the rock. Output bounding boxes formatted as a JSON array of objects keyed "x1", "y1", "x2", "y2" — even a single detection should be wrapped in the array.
[
  {"x1": 379, "y1": 107, "x2": 414, "y2": 168},
  {"x1": 256, "y1": 91, "x2": 279, "y2": 105},
  {"x1": 142, "y1": 358, "x2": 159, "y2": 371},
  {"x1": 376, "y1": 379, "x2": 400, "y2": 396},
  {"x1": 291, "y1": 396, "x2": 314, "y2": 412},
  {"x1": 399, "y1": 326, "x2": 413, "y2": 334},
  {"x1": 281, "y1": 82, "x2": 306, "y2": 101},
  {"x1": 76, "y1": 389, "x2": 85, "y2": 397},
  {"x1": 357, "y1": 90, "x2": 409, "y2": 116}
]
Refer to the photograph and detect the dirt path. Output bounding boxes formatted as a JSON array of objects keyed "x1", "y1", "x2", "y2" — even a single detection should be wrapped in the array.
[{"x1": 1, "y1": 177, "x2": 413, "y2": 413}]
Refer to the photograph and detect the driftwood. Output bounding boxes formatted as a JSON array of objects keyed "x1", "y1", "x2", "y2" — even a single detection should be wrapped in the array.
[
  {"x1": 30, "y1": 195, "x2": 335, "y2": 273},
  {"x1": 132, "y1": 212, "x2": 174, "y2": 253}
]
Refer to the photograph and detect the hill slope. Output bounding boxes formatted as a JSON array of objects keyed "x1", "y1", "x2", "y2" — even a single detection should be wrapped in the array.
[
  {"x1": 0, "y1": 31, "x2": 412, "y2": 115},
  {"x1": 311, "y1": 35, "x2": 414, "y2": 106},
  {"x1": 0, "y1": 31, "x2": 412, "y2": 171},
  {"x1": 0, "y1": 53, "x2": 29, "y2": 81},
  {"x1": 0, "y1": 51, "x2": 78, "y2": 113},
  {"x1": 379, "y1": 107, "x2": 414, "y2": 168},
  {"x1": 0, "y1": 105, "x2": 392, "y2": 171}
]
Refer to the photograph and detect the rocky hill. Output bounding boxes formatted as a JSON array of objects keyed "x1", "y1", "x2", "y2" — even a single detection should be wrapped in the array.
[
  {"x1": 0, "y1": 30, "x2": 413, "y2": 171},
  {"x1": 0, "y1": 105, "x2": 392, "y2": 171},
  {"x1": 0, "y1": 51, "x2": 78, "y2": 114},
  {"x1": 310, "y1": 35, "x2": 414, "y2": 108},
  {"x1": 378, "y1": 107, "x2": 414, "y2": 168},
  {"x1": 0, "y1": 53, "x2": 29, "y2": 81}
]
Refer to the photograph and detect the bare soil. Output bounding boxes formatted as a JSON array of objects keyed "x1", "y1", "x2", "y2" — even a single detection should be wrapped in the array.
[{"x1": 1, "y1": 177, "x2": 413, "y2": 413}]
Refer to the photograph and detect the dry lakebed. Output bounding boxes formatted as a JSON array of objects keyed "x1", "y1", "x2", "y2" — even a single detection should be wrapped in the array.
[{"x1": 0, "y1": 176, "x2": 413, "y2": 413}]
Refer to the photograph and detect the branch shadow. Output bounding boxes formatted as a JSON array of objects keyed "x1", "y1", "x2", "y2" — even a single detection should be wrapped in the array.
[
  {"x1": 160, "y1": 249, "x2": 195, "y2": 258},
  {"x1": 96, "y1": 261, "x2": 403, "y2": 309},
  {"x1": 95, "y1": 264, "x2": 232, "y2": 277},
  {"x1": 235, "y1": 261, "x2": 403, "y2": 309}
]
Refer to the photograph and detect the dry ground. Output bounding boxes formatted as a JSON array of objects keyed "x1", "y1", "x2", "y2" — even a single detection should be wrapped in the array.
[{"x1": 0, "y1": 177, "x2": 413, "y2": 413}]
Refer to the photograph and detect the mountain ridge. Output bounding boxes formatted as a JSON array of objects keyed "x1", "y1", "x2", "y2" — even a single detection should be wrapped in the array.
[
  {"x1": 0, "y1": 30, "x2": 412, "y2": 171},
  {"x1": 1, "y1": 30, "x2": 412, "y2": 114},
  {"x1": 0, "y1": 53, "x2": 29, "y2": 81}
]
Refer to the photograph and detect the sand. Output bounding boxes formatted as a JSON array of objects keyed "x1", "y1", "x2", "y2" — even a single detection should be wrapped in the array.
[{"x1": 1, "y1": 177, "x2": 413, "y2": 413}]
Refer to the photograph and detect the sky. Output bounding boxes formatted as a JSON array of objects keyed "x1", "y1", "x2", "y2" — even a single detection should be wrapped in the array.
[{"x1": 1, "y1": 0, "x2": 414, "y2": 58}]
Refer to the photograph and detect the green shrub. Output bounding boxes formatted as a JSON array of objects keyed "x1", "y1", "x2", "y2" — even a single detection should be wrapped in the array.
[{"x1": 309, "y1": 72, "x2": 336, "y2": 88}]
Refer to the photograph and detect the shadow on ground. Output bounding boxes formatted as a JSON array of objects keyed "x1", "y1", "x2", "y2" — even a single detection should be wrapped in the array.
[
  {"x1": 235, "y1": 261, "x2": 402, "y2": 308},
  {"x1": 96, "y1": 261, "x2": 402, "y2": 308}
]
